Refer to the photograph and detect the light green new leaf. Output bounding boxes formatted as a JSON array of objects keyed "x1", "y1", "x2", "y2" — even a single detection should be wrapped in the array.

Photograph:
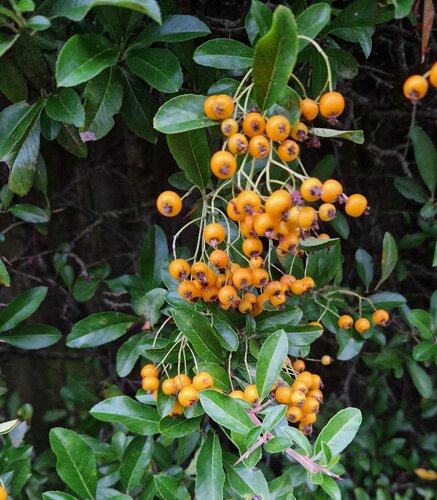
[
  {"x1": 50, "y1": 427, "x2": 97, "y2": 499},
  {"x1": 56, "y1": 34, "x2": 119, "y2": 87},
  {"x1": 256, "y1": 330, "x2": 288, "y2": 401},
  {"x1": 199, "y1": 390, "x2": 254, "y2": 434},
  {"x1": 376, "y1": 232, "x2": 398, "y2": 288},
  {"x1": 252, "y1": 5, "x2": 298, "y2": 110},
  {"x1": 0, "y1": 286, "x2": 47, "y2": 333},
  {"x1": 195, "y1": 433, "x2": 225, "y2": 500},
  {"x1": 314, "y1": 407, "x2": 362, "y2": 458}
]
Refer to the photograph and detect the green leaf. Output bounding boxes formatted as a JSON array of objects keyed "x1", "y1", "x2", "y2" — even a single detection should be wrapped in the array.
[
  {"x1": 40, "y1": 0, "x2": 161, "y2": 23},
  {"x1": 194, "y1": 39, "x2": 253, "y2": 70},
  {"x1": 154, "y1": 94, "x2": 216, "y2": 134},
  {"x1": 394, "y1": 177, "x2": 428, "y2": 204},
  {"x1": 153, "y1": 15, "x2": 210, "y2": 42},
  {"x1": 388, "y1": 0, "x2": 414, "y2": 19},
  {"x1": 310, "y1": 127, "x2": 364, "y2": 144},
  {"x1": 159, "y1": 415, "x2": 202, "y2": 438},
  {"x1": 277, "y1": 325, "x2": 323, "y2": 347},
  {"x1": 212, "y1": 314, "x2": 239, "y2": 351},
  {"x1": 27, "y1": 14, "x2": 51, "y2": 29},
  {"x1": 56, "y1": 34, "x2": 119, "y2": 87},
  {"x1": 0, "y1": 324, "x2": 61, "y2": 349},
  {"x1": 83, "y1": 67, "x2": 124, "y2": 140},
  {"x1": 132, "y1": 288, "x2": 166, "y2": 326},
  {"x1": 116, "y1": 333, "x2": 150, "y2": 377},
  {"x1": 66, "y1": 312, "x2": 138, "y2": 348},
  {"x1": 412, "y1": 341, "x2": 437, "y2": 362},
  {"x1": 46, "y1": 89, "x2": 85, "y2": 127},
  {"x1": 330, "y1": 210, "x2": 349, "y2": 239},
  {"x1": 49, "y1": 427, "x2": 97, "y2": 499},
  {"x1": 0, "y1": 33, "x2": 19, "y2": 57},
  {"x1": 167, "y1": 129, "x2": 211, "y2": 189},
  {"x1": 256, "y1": 330, "x2": 288, "y2": 401},
  {"x1": 9, "y1": 203, "x2": 49, "y2": 223},
  {"x1": 126, "y1": 48, "x2": 182, "y2": 93},
  {"x1": 199, "y1": 390, "x2": 254, "y2": 434},
  {"x1": 197, "y1": 362, "x2": 231, "y2": 392},
  {"x1": 299, "y1": 237, "x2": 339, "y2": 252},
  {"x1": 0, "y1": 286, "x2": 47, "y2": 333},
  {"x1": 172, "y1": 308, "x2": 223, "y2": 363},
  {"x1": 139, "y1": 225, "x2": 168, "y2": 289},
  {"x1": 121, "y1": 71, "x2": 158, "y2": 143},
  {"x1": 43, "y1": 493, "x2": 77, "y2": 500},
  {"x1": 120, "y1": 436, "x2": 153, "y2": 492},
  {"x1": 57, "y1": 123, "x2": 87, "y2": 158},
  {"x1": 247, "y1": 0, "x2": 273, "y2": 43},
  {"x1": 40, "y1": 113, "x2": 60, "y2": 141},
  {"x1": 265, "y1": 86, "x2": 300, "y2": 127},
  {"x1": 355, "y1": 249, "x2": 373, "y2": 288},
  {"x1": 0, "y1": 419, "x2": 20, "y2": 435},
  {"x1": 0, "y1": 58, "x2": 28, "y2": 103},
  {"x1": 154, "y1": 474, "x2": 190, "y2": 500},
  {"x1": 314, "y1": 407, "x2": 362, "y2": 458},
  {"x1": 406, "y1": 362, "x2": 432, "y2": 398},
  {"x1": 320, "y1": 475, "x2": 341, "y2": 500},
  {"x1": 336, "y1": 329, "x2": 363, "y2": 361},
  {"x1": 195, "y1": 433, "x2": 225, "y2": 500},
  {"x1": 13, "y1": 0, "x2": 35, "y2": 12},
  {"x1": 90, "y1": 396, "x2": 160, "y2": 434},
  {"x1": 0, "y1": 101, "x2": 43, "y2": 196},
  {"x1": 72, "y1": 278, "x2": 99, "y2": 302},
  {"x1": 409, "y1": 126, "x2": 437, "y2": 196},
  {"x1": 261, "y1": 404, "x2": 286, "y2": 433},
  {"x1": 280, "y1": 426, "x2": 312, "y2": 455},
  {"x1": 0, "y1": 259, "x2": 10, "y2": 287},
  {"x1": 433, "y1": 241, "x2": 437, "y2": 268},
  {"x1": 264, "y1": 436, "x2": 292, "y2": 453},
  {"x1": 256, "y1": 305, "x2": 302, "y2": 331},
  {"x1": 224, "y1": 455, "x2": 270, "y2": 499},
  {"x1": 366, "y1": 292, "x2": 406, "y2": 309},
  {"x1": 376, "y1": 232, "x2": 398, "y2": 288},
  {"x1": 252, "y1": 5, "x2": 298, "y2": 110},
  {"x1": 296, "y1": 3, "x2": 331, "y2": 50}
]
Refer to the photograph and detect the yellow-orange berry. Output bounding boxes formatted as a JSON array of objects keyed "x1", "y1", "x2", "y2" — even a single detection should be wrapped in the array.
[
  {"x1": 290, "y1": 390, "x2": 305, "y2": 407},
  {"x1": 162, "y1": 378, "x2": 177, "y2": 395},
  {"x1": 290, "y1": 121, "x2": 308, "y2": 142},
  {"x1": 301, "y1": 396, "x2": 320, "y2": 414},
  {"x1": 141, "y1": 364, "x2": 159, "y2": 378},
  {"x1": 204, "y1": 223, "x2": 225, "y2": 247},
  {"x1": 249, "y1": 135, "x2": 270, "y2": 159},
  {"x1": 210, "y1": 150, "x2": 237, "y2": 179},
  {"x1": 209, "y1": 249, "x2": 229, "y2": 269},
  {"x1": 403, "y1": 75, "x2": 428, "y2": 100},
  {"x1": 265, "y1": 190, "x2": 292, "y2": 218},
  {"x1": 178, "y1": 281, "x2": 201, "y2": 302},
  {"x1": 321, "y1": 179, "x2": 343, "y2": 203},
  {"x1": 277, "y1": 139, "x2": 300, "y2": 162},
  {"x1": 169, "y1": 259, "x2": 191, "y2": 281},
  {"x1": 252, "y1": 268, "x2": 269, "y2": 288},
  {"x1": 142, "y1": 377, "x2": 160, "y2": 392},
  {"x1": 204, "y1": 94, "x2": 234, "y2": 119},
  {"x1": 355, "y1": 317, "x2": 371, "y2": 333},
  {"x1": 221, "y1": 118, "x2": 238, "y2": 136},
  {"x1": 227, "y1": 199, "x2": 245, "y2": 222},
  {"x1": 232, "y1": 268, "x2": 253, "y2": 290},
  {"x1": 243, "y1": 384, "x2": 259, "y2": 404},
  {"x1": 242, "y1": 112, "x2": 266, "y2": 137},
  {"x1": 254, "y1": 213, "x2": 276, "y2": 238},
  {"x1": 300, "y1": 98, "x2": 319, "y2": 121},
  {"x1": 338, "y1": 314, "x2": 353, "y2": 329},
  {"x1": 242, "y1": 237, "x2": 263, "y2": 257},
  {"x1": 308, "y1": 389, "x2": 323, "y2": 403},
  {"x1": 193, "y1": 372, "x2": 214, "y2": 391},
  {"x1": 265, "y1": 115, "x2": 291, "y2": 142},
  {"x1": 218, "y1": 285, "x2": 240, "y2": 306},
  {"x1": 319, "y1": 91, "x2": 345, "y2": 118},
  {"x1": 236, "y1": 190, "x2": 262, "y2": 216},
  {"x1": 319, "y1": 203, "x2": 336, "y2": 221},
  {"x1": 286, "y1": 405, "x2": 302, "y2": 423},
  {"x1": 275, "y1": 386, "x2": 292, "y2": 404},
  {"x1": 372, "y1": 309, "x2": 390, "y2": 326},
  {"x1": 301, "y1": 413, "x2": 317, "y2": 425},
  {"x1": 169, "y1": 400, "x2": 183, "y2": 416},
  {"x1": 290, "y1": 279, "x2": 306, "y2": 296},
  {"x1": 345, "y1": 194, "x2": 368, "y2": 217},
  {"x1": 178, "y1": 386, "x2": 199, "y2": 407},
  {"x1": 430, "y1": 62, "x2": 437, "y2": 88},
  {"x1": 174, "y1": 374, "x2": 192, "y2": 391},
  {"x1": 227, "y1": 133, "x2": 248, "y2": 155},
  {"x1": 229, "y1": 390, "x2": 245, "y2": 399},
  {"x1": 292, "y1": 359, "x2": 305, "y2": 372},
  {"x1": 321, "y1": 355, "x2": 333, "y2": 366},
  {"x1": 156, "y1": 191, "x2": 182, "y2": 217},
  {"x1": 300, "y1": 177, "x2": 323, "y2": 202},
  {"x1": 310, "y1": 374, "x2": 323, "y2": 390}
]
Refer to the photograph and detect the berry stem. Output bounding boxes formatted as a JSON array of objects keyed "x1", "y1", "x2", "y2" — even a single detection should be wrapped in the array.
[
  {"x1": 298, "y1": 35, "x2": 333, "y2": 93},
  {"x1": 290, "y1": 72, "x2": 308, "y2": 98},
  {"x1": 152, "y1": 316, "x2": 171, "y2": 347}
]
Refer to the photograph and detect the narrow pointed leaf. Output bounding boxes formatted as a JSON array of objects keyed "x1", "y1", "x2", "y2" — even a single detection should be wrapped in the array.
[
  {"x1": 195, "y1": 433, "x2": 225, "y2": 500},
  {"x1": 256, "y1": 330, "x2": 288, "y2": 401}
]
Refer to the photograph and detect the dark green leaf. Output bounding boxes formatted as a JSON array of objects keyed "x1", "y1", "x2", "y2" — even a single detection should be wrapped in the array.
[
  {"x1": 248, "y1": 0, "x2": 273, "y2": 43},
  {"x1": 66, "y1": 312, "x2": 138, "y2": 348},
  {"x1": 224, "y1": 454, "x2": 270, "y2": 499},
  {"x1": 0, "y1": 33, "x2": 19, "y2": 57},
  {"x1": 120, "y1": 436, "x2": 153, "y2": 492},
  {"x1": 57, "y1": 123, "x2": 87, "y2": 158},
  {"x1": 154, "y1": 94, "x2": 216, "y2": 134},
  {"x1": 365, "y1": 292, "x2": 406, "y2": 309},
  {"x1": 252, "y1": 5, "x2": 298, "y2": 110},
  {"x1": 154, "y1": 474, "x2": 190, "y2": 500},
  {"x1": 212, "y1": 314, "x2": 239, "y2": 351},
  {"x1": 56, "y1": 34, "x2": 119, "y2": 87},
  {"x1": 195, "y1": 433, "x2": 224, "y2": 500},
  {"x1": 0, "y1": 58, "x2": 28, "y2": 103},
  {"x1": 256, "y1": 330, "x2": 288, "y2": 401},
  {"x1": 256, "y1": 305, "x2": 302, "y2": 331},
  {"x1": 296, "y1": 3, "x2": 331, "y2": 50},
  {"x1": 27, "y1": 14, "x2": 51, "y2": 29},
  {"x1": 0, "y1": 286, "x2": 47, "y2": 333},
  {"x1": 0, "y1": 324, "x2": 61, "y2": 349},
  {"x1": 409, "y1": 126, "x2": 437, "y2": 196},
  {"x1": 154, "y1": 15, "x2": 210, "y2": 42},
  {"x1": 159, "y1": 415, "x2": 202, "y2": 438},
  {"x1": 72, "y1": 278, "x2": 99, "y2": 302},
  {"x1": 355, "y1": 249, "x2": 373, "y2": 288},
  {"x1": 330, "y1": 210, "x2": 349, "y2": 239},
  {"x1": 139, "y1": 225, "x2": 168, "y2": 289},
  {"x1": 377, "y1": 232, "x2": 398, "y2": 288},
  {"x1": 116, "y1": 333, "x2": 150, "y2": 377},
  {"x1": 265, "y1": 86, "x2": 300, "y2": 127},
  {"x1": 394, "y1": 177, "x2": 428, "y2": 204},
  {"x1": 194, "y1": 39, "x2": 253, "y2": 70},
  {"x1": 406, "y1": 362, "x2": 432, "y2": 398},
  {"x1": 412, "y1": 341, "x2": 437, "y2": 362},
  {"x1": 9, "y1": 204, "x2": 49, "y2": 223},
  {"x1": 0, "y1": 259, "x2": 10, "y2": 287},
  {"x1": 336, "y1": 329, "x2": 363, "y2": 361},
  {"x1": 90, "y1": 396, "x2": 160, "y2": 434}
]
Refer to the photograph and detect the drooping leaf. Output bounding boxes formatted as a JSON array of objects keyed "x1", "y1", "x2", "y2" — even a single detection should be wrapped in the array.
[
  {"x1": 116, "y1": 333, "x2": 150, "y2": 377},
  {"x1": 0, "y1": 419, "x2": 20, "y2": 435},
  {"x1": 0, "y1": 33, "x2": 19, "y2": 57},
  {"x1": 299, "y1": 238, "x2": 339, "y2": 252},
  {"x1": 310, "y1": 127, "x2": 364, "y2": 144},
  {"x1": 409, "y1": 126, "x2": 437, "y2": 196},
  {"x1": 0, "y1": 286, "x2": 47, "y2": 333},
  {"x1": 152, "y1": 15, "x2": 210, "y2": 42},
  {"x1": 256, "y1": 330, "x2": 288, "y2": 401},
  {"x1": 0, "y1": 259, "x2": 10, "y2": 287},
  {"x1": 394, "y1": 177, "x2": 428, "y2": 204},
  {"x1": 9, "y1": 204, "x2": 49, "y2": 223},
  {"x1": 195, "y1": 433, "x2": 225, "y2": 500}
]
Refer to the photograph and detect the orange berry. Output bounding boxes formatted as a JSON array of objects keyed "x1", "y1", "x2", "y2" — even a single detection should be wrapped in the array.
[
  {"x1": 298, "y1": 206, "x2": 317, "y2": 229},
  {"x1": 299, "y1": 422, "x2": 313, "y2": 435},
  {"x1": 162, "y1": 378, "x2": 177, "y2": 395},
  {"x1": 240, "y1": 215, "x2": 256, "y2": 238},
  {"x1": 338, "y1": 314, "x2": 354, "y2": 329},
  {"x1": 265, "y1": 115, "x2": 291, "y2": 142},
  {"x1": 290, "y1": 390, "x2": 305, "y2": 407},
  {"x1": 300, "y1": 98, "x2": 319, "y2": 121},
  {"x1": 169, "y1": 259, "x2": 191, "y2": 281},
  {"x1": 227, "y1": 198, "x2": 245, "y2": 221},
  {"x1": 256, "y1": 292, "x2": 269, "y2": 308},
  {"x1": 280, "y1": 274, "x2": 296, "y2": 290},
  {"x1": 191, "y1": 261, "x2": 209, "y2": 280},
  {"x1": 243, "y1": 292, "x2": 257, "y2": 304},
  {"x1": 243, "y1": 384, "x2": 259, "y2": 404},
  {"x1": 290, "y1": 279, "x2": 306, "y2": 296},
  {"x1": 204, "y1": 94, "x2": 234, "y2": 119},
  {"x1": 142, "y1": 377, "x2": 160, "y2": 392},
  {"x1": 156, "y1": 191, "x2": 182, "y2": 217},
  {"x1": 302, "y1": 276, "x2": 315, "y2": 290},
  {"x1": 319, "y1": 91, "x2": 345, "y2": 118},
  {"x1": 308, "y1": 389, "x2": 323, "y2": 403},
  {"x1": 403, "y1": 75, "x2": 428, "y2": 100},
  {"x1": 221, "y1": 118, "x2": 238, "y2": 136},
  {"x1": 265, "y1": 190, "x2": 292, "y2": 218},
  {"x1": 321, "y1": 179, "x2": 343, "y2": 203},
  {"x1": 249, "y1": 135, "x2": 270, "y2": 159},
  {"x1": 277, "y1": 139, "x2": 300, "y2": 162},
  {"x1": 270, "y1": 292, "x2": 286, "y2": 307},
  {"x1": 218, "y1": 285, "x2": 240, "y2": 306},
  {"x1": 229, "y1": 390, "x2": 245, "y2": 399},
  {"x1": 210, "y1": 150, "x2": 237, "y2": 179},
  {"x1": 202, "y1": 285, "x2": 219, "y2": 302},
  {"x1": 250, "y1": 256, "x2": 264, "y2": 269},
  {"x1": 318, "y1": 203, "x2": 336, "y2": 221},
  {"x1": 227, "y1": 133, "x2": 249, "y2": 155},
  {"x1": 321, "y1": 355, "x2": 333, "y2": 366},
  {"x1": 252, "y1": 268, "x2": 269, "y2": 288},
  {"x1": 301, "y1": 397, "x2": 319, "y2": 414},
  {"x1": 290, "y1": 121, "x2": 308, "y2": 142},
  {"x1": 318, "y1": 233, "x2": 330, "y2": 239},
  {"x1": 174, "y1": 374, "x2": 192, "y2": 391},
  {"x1": 301, "y1": 413, "x2": 317, "y2": 425},
  {"x1": 286, "y1": 405, "x2": 302, "y2": 423},
  {"x1": 238, "y1": 299, "x2": 253, "y2": 314},
  {"x1": 204, "y1": 223, "x2": 226, "y2": 247},
  {"x1": 296, "y1": 371, "x2": 314, "y2": 388},
  {"x1": 178, "y1": 281, "x2": 201, "y2": 302},
  {"x1": 291, "y1": 381, "x2": 308, "y2": 394},
  {"x1": 309, "y1": 321, "x2": 323, "y2": 329},
  {"x1": 254, "y1": 213, "x2": 276, "y2": 238},
  {"x1": 292, "y1": 359, "x2": 305, "y2": 372},
  {"x1": 141, "y1": 364, "x2": 159, "y2": 378},
  {"x1": 264, "y1": 280, "x2": 283, "y2": 297},
  {"x1": 310, "y1": 374, "x2": 323, "y2": 390},
  {"x1": 278, "y1": 232, "x2": 299, "y2": 254},
  {"x1": 372, "y1": 309, "x2": 390, "y2": 326},
  {"x1": 232, "y1": 268, "x2": 253, "y2": 290},
  {"x1": 169, "y1": 400, "x2": 183, "y2": 416},
  {"x1": 209, "y1": 249, "x2": 229, "y2": 269},
  {"x1": 345, "y1": 194, "x2": 368, "y2": 217},
  {"x1": 236, "y1": 190, "x2": 262, "y2": 216},
  {"x1": 275, "y1": 386, "x2": 292, "y2": 404},
  {"x1": 300, "y1": 177, "x2": 323, "y2": 202},
  {"x1": 192, "y1": 372, "x2": 214, "y2": 391},
  {"x1": 242, "y1": 112, "x2": 266, "y2": 137},
  {"x1": 355, "y1": 317, "x2": 371, "y2": 333},
  {"x1": 430, "y1": 62, "x2": 437, "y2": 88},
  {"x1": 242, "y1": 237, "x2": 263, "y2": 257},
  {"x1": 178, "y1": 386, "x2": 199, "y2": 407}
]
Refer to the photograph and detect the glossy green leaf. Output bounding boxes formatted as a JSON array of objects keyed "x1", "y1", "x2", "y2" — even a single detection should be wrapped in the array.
[
  {"x1": 199, "y1": 390, "x2": 254, "y2": 434},
  {"x1": 256, "y1": 330, "x2": 288, "y2": 401},
  {"x1": 256, "y1": 305, "x2": 302, "y2": 331},
  {"x1": 126, "y1": 48, "x2": 182, "y2": 93},
  {"x1": 154, "y1": 474, "x2": 190, "y2": 500},
  {"x1": 56, "y1": 34, "x2": 119, "y2": 87},
  {"x1": 154, "y1": 94, "x2": 216, "y2": 134},
  {"x1": 261, "y1": 404, "x2": 286, "y2": 433},
  {"x1": 195, "y1": 433, "x2": 224, "y2": 500},
  {"x1": 159, "y1": 415, "x2": 202, "y2": 438},
  {"x1": 248, "y1": 0, "x2": 273, "y2": 43},
  {"x1": 116, "y1": 333, "x2": 150, "y2": 377},
  {"x1": 66, "y1": 312, "x2": 138, "y2": 348},
  {"x1": 120, "y1": 436, "x2": 153, "y2": 492},
  {"x1": 50, "y1": 427, "x2": 97, "y2": 499},
  {"x1": 90, "y1": 396, "x2": 160, "y2": 434},
  {"x1": 252, "y1": 5, "x2": 298, "y2": 110},
  {"x1": 0, "y1": 324, "x2": 61, "y2": 349},
  {"x1": 167, "y1": 129, "x2": 210, "y2": 189},
  {"x1": 314, "y1": 407, "x2": 362, "y2": 457},
  {"x1": 387, "y1": 0, "x2": 414, "y2": 18},
  {"x1": 406, "y1": 362, "x2": 432, "y2": 398},
  {"x1": 46, "y1": 88, "x2": 85, "y2": 127},
  {"x1": 336, "y1": 329, "x2": 363, "y2": 361},
  {"x1": 153, "y1": 15, "x2": 210, "y2": 42},
  {"x1": 299, "y1": 237, "x2": 339, "y2": 252},
  {"x1": 0, "y1": 286, "x2": 47, "y2": 333},
  {"x1": 224, "y1": 454, "x2": 270, "y2": 499},
  {"x1": 409, "y1": 126, "x2": 437, "y2": 196},
  {"x1": 321, "y1": 475, "x2": 341, "y2": 500},
  {"x1": 264, "y1": 436, "x2": 292, "y2": 453},
  {"x1": 355, "y1": 249, "x2": 373, "y2": 288},
  {"x1": 365, "y1": 292, "x2": 406, "y2": 309},
  {"x1": 139, "y1": 225, "x2": 168, "y2": 289},
  {"x1": 9, "y1": 203, "x2": 49, "y2": 223},
  {"x1": 310, "y1": 127, "x2": 364, "y2": 144},
  {"x1": 83, "y1": 66, "x2": 124, "y2": 140},
  {"x1": 263, "y1": 325, "x2": 322, "y2": 347},
  {"x1": 280, "y1": 426, "x2": 312, "y2": 455},
  {"x1": 27, "y1": 14, "x2": 51, "y2": 29},
  {"x1": 121, "y1": 71, "x2": 158, "y2": 143},
  {"x1": 172, "y1": 308, "x2": 223, "y2": 363},
  {"x1": 331, "y1": 210, "x2": 349, "y2": 239},
  {"x1": 72, "y1": 278, "x2": 99, "y2": 302},
  {"x1": 57, "y1": 123, "x2": 87, "y2": 158},
  {"x1": 376, "y1": 232, "x2": 398, "y2": 288},
  {"x1": 194, "y1": 39, "x2": 253, "y2": 70},
  {"x1": 40, "y1": 0, "x2": 161, "y2": 23},
  {"x1": 394, "y1": 177, "x2": 428, "y2": 204},
  {"x1": 131, "y1": 288, "x2": 166, "y2": 325},
  {"x1": 296, "y1": 3, "x2": 331, "y2": 50},
  {"x1": 412, "y1": 341, "x2": 437, "y2": 362},
  {"x1": 212, "y1": 314, "x2": 239, "y2": 351}
]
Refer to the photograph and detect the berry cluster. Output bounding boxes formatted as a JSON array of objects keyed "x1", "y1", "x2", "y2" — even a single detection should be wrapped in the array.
[
  {"x1": 403, "y1": 61, "x2": 437, "y2": 101},
  {"x1": 338, "y1": 308, "x2": 390, "y2": 334}
]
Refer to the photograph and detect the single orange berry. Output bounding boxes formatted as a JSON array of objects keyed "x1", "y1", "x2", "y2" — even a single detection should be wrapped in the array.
[
  {"x1": 321, "y1": 179, "x2": 343, "y2": 203},
  {"x1": 218, "y1": 285, "x2": 240, "y2": 307},
  {"x1": 299, "y1": 422, "x2": 313, "y2": 436},
  {"x1": 286, "y1": 405, "x2": 302, "y2": 423},
  {"x1": 321, "y1": 355, "x2": 333, "y2": 366},
  {"x1": 319, "y1": 91, "x2": 345, "y2": 118},
  {"x1": 162, "y1": 378, "x2": 177, "y2": 395},
  {"x1": 298, "y1": 206, "x2": 317, "y2": 230},
  {"x1": 308, "y1": 389, "x2": 323, "y2": 403},
  {"x1": 142, "y1": 377, "x2": 160, "y2": 392},
  {"x1": 278, "y1": 232, "x2": 299, "y2": 254},
  {"x1": 227, "y1": 133, "x2": 249, "y2": 155},
  {"x1": 280, "y1": 274, "x2": 296, "y2": 290},
  {"x1": 141, "y1": 364, "x2": 159, "y2": 378},
  {"x1": 372, "y1": 309, "x2": 390, "y2": 326},
  {"x1": 236, "y1": 190, "x2": 262, "y2": 216},
  {"x1": 227, "y1": 198, "x2": 245, "y2": 222},
  {"x1": 265, "y1": 115, "x2": 291, "y2": 142},
  {"x1": 300, "y1": 98, "x2": 319, "y2": 121},
  {"x1": 210, "y1": 150, "x2": 237, "y2": 179},
  {"x1": 318, "y1": 233, "x2": 330, "y2": 239},
  {"x1": 291, "y1": 381, "x2": 308, "y2": 394},
  {"x1": 242, "y1": 237, "x2": 263, "y2": 257},
  {"x1": 240, "y1": 215, "x2": 256, "y2": 238},
  {"x1": 168, "y1": 400, "x2": 183, "y2": 416},
  {"x1": 192, "y1": 372, "x2": 214, "y2": 391},
  {"x1": 243, "y1": 384, "x2": 259, "y2": 404},
  {"x1": 300, "y1": 177, "x2": 323, "y2": 202},
  {"x1": 254, "y1": 213, "x2": 276, "y2": 238},
  {"x1": 178, "y1": 281, "x2": 201, "y2": 302},
  {"x1": 265, "y1": 190, "x2": 292, "y2": 218},
  {"x1": 204, "y1": 223, "x2": 226, "y2": 247},
  {"x1": 290, "y1": 390, "x2": 305, "y2": 407},
  {"x1": 310, "y1": 374, "x2": 323, "y2": 390},
  {"x1": 345, "y1": 194, "x2": 368, "y2": 217},
  {"x1": 301, "y1": 413, "x2": 317, "y2": 425},
  {"x1": 229, "y1": 390, "x2": 245, "y2": 399},
  {"x1": 209, "y1": 249, "x2": 229, "y2": 269},
  {"x1": 290, "y1": 121, "x2": 308, "y2": 142},
  {"x1": 250, "y1": 256, "x2": 264, "y2": 269},
  {"x1": 178, "y1": 386, "x2": 199, "y2": 407},
  {"x1": 355, "y1": 317, "x2": 371, "y2": 333},
  {"x1": 302, "y1": 276, "x2": 315, "y2": 290},
  {"x1": 221, "y1": 118, "x2": 238, "y2": 136},
  {"x1": 403, "y1": 75, "x2": 428, "y2": 100},
  {"x1": 169, "y1": 259, "x2": 191, "y2": 281},
  {"x1": 174, "y1": 374, "x2": 192, "y2": 391},
  {"x1": 275, "y1": 386, "x2": 292, "y2": 404},
  {"x1": 270, "y1": 292, "x2": 286, "y2": 307},
  {"x1": 430, "y1": 62, "x2": 437, "y2": 88},
  {"x1": 277, "y1": 139, "x2": 300, "y2": 162},
  {"x1": 292, "y1": 359, "x2": 305, "y2": 372},
  {"x1": 201, "y1": 285, "x2": 219, "y2": 302},
  {"x1": 252, "y1": 268, "x2": 269, "y2": 288},
  {"x1": 238, "y1": 299, "x2": 253, "y2": 314},
  {"x1": 319, "y1": 203, "x2": 336, "y2": 221},
  {"x1": 296, "y1": 371, "x2": 314, "y2": 388},
  {"x1": 204, "y1": 94, "x2": 234, "y2": 119},
  {"x1": 232, "y1": 268, "x2": 253, "y2": 290},
  {"x1": 290, "y1": 279, "x2": 306, "y2": 296},
  {"x1": 242, "y1": 112, "x2": 266, "y2": 137},
  {"x1": 338, "y1": 314, "x2": 354, "y2": 329},
  {"x1": 156, "y1": 191, "x2": 182, "y2": 217},
  {"x1": 249, "y1": 135, "x2": 270, "y2": 159}
]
